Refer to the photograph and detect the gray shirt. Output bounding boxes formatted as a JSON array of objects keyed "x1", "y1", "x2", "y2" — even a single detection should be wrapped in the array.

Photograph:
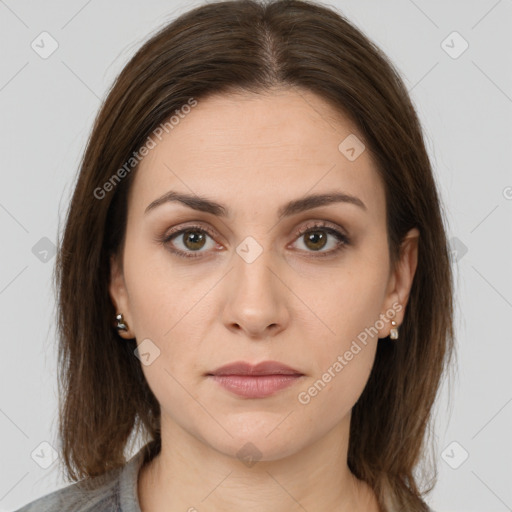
[{"x1": 14, "y1": 443, "x2": 151, "y2": 512}]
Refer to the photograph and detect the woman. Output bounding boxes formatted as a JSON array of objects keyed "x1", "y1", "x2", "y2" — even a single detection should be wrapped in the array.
[{"x1": 15, "y1": 0, "x2": 454, "y2": 511}]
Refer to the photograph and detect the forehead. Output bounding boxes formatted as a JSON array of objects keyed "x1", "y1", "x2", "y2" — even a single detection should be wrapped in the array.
[{"x1": 129, "y1": 88, "x2": 385, "y2": 218}]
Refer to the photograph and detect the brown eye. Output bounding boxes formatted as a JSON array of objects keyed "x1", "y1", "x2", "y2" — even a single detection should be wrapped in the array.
[
  {"x1": 303, "y1": 230, "x2": 328, "y2": 251},
  {"x1": 160, "y1": 221, "x2": 350, "y2": 260},
  {"x1": 291, "y1": 222, "x2": 350, "y2": 257},
  {"x1": 181, "y1": 229, "x2": 207, "y2": 251},
  {"x1": 161, "y1": 225, "x2": 218, "y2": 258}
]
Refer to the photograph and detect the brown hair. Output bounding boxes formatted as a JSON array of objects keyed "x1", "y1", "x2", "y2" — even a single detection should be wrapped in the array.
[{"x1": 55, "y1": 1, "x2": 456, "y2": 510}]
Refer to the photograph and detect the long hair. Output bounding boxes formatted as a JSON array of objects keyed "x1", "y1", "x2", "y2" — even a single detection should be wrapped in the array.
[{"x1": 55, "y1": 1, "x2": 456, "y2": 510}]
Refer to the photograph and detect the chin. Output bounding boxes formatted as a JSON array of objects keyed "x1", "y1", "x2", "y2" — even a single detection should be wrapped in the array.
[{"x1": 199, "y1": 413, "x2": 310, "y2": 463}]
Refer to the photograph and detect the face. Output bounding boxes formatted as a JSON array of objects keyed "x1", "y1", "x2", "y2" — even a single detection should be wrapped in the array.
[{"x1": 109, "y1": 88, "x2": 418, "y2": 461}]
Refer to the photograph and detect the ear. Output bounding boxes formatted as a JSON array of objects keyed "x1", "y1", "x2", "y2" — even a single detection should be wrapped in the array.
[
  {"x1": 377, "y1": 227, "x2": 420, "y2": 338},
  {"x1": 109, "y1": 253, "x2": 135, "y2": 339}
]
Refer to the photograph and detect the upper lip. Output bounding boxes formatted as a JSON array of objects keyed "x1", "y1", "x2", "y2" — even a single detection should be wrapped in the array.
[{"x1": 208, "y1": 360, "x2": 303, "y2": 376}]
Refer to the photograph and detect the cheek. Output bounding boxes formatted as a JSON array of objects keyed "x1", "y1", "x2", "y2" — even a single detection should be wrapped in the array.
[
  {"x1": 308, "y1": 263, "x2": 388, "y2": 347},
  {"x1": 296, "y1": 266, "x2": 386, "y2": 408},
  {"x1": 122, "y1": 240, "x2": 211, "y2": 375},
  {"x1": 122, "y1": 234, "x2": 190, "y2": 335},
  {"x1": 297, "y1": 344, "x2": 377, "y2": 422},
  {"x1": 298, "y1": 293, "x2": 380, "y2": 416}
]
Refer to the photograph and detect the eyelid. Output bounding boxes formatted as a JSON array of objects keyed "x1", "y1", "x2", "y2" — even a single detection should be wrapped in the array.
[{"x1": 290, "y1": 219, "x2": 348, "y2": 240}]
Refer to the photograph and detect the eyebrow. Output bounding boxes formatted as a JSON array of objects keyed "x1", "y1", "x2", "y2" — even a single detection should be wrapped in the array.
[{"x1": 144, "y1": 190, "x2": 367, "y2": 219}]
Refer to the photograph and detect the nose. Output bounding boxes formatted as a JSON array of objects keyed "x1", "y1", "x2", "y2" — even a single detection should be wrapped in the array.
[{"x1": 222, "y1": 241, "x2": 290, "y2": 340}]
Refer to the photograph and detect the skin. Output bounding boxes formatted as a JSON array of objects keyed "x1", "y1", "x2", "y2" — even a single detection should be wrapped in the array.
[{"x1": 109, "y1": 87, "x2": 419, "y2": 512}]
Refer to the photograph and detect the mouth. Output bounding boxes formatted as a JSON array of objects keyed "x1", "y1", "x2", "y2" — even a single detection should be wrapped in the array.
[
  {"x1": 207, "y1": 360, "x2": 303, "y2": 376},
  {"x1": 206, "y1": 360, "x2": 304, "y2": 398}
]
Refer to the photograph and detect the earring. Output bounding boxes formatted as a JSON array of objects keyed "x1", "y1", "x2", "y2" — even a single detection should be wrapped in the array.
[
  {"x1": 116, "y1": 313, "x2": 128, "y2": 332},
  {"x1": 390, "y1": 320, "x2": 399, "y2": 340}
]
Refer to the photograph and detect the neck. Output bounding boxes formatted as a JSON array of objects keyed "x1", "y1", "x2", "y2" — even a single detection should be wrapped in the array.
[{"x1": 138, "y1": 415, "x2": 379, "y2": 512}]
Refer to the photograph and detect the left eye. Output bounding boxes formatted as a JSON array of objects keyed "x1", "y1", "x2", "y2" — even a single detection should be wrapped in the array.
[
  {"x1": 291, "y1": 225, "x2": 348, "y2": 254},
  {"x1": 160, "y1": 222, "x2": 349, "y2": 259}
]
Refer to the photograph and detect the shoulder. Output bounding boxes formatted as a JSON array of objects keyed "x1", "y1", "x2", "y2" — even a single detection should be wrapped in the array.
[
  {"x1": 13, "y1": 441, "x2": 157, "y2": 512},
  {"x1": 12, "y1": 468, "x2": 123, "y2": 512},
  {"x1": 12, "y1": 478, "x2": 121, "y2": 511}
]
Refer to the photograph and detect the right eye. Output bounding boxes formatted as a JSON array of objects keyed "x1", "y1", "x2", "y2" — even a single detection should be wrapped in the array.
[{"x1": 160, "y1": 224, "x2": 220, "y2": 259}]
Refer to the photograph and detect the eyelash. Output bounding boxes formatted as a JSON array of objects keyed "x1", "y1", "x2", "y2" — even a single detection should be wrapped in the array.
[{"x1": 158, "y1": 221, "x2": 350, "y2": 259}]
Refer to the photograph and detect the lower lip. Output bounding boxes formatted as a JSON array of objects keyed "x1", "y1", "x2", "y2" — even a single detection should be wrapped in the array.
[{"x1": 209, "y1": 374, "x2": 303, "y2": 398}]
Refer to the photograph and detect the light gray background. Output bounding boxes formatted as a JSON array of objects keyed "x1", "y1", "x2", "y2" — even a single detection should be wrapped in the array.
[{"x1": 1, "y1": 1, "x2": 511, "y2": 511}]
